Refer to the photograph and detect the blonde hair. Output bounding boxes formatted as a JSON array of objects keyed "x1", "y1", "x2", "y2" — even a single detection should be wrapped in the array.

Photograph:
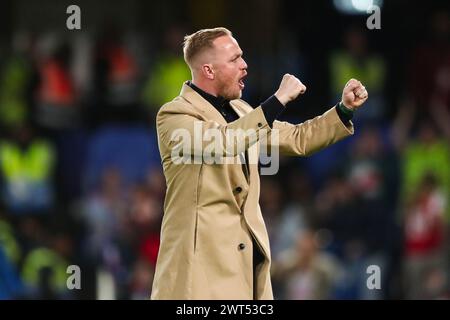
[{"x1": 183, "y1": 27, "x2": 232, "y2": 68}]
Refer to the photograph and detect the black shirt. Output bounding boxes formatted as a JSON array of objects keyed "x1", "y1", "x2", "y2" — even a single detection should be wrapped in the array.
[{"x1": 187, "y1": 81, "x2": 285, "y2": 126}]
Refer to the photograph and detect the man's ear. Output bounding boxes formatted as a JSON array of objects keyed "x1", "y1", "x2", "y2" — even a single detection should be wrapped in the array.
[{"x1": 201, "y1": 64, "x2": 215, "y2": 80}]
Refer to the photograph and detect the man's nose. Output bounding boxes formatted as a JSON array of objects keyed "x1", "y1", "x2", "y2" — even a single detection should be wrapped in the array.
[{"x1": 241, "y1": 59, "x2": 248, "y2": 70}]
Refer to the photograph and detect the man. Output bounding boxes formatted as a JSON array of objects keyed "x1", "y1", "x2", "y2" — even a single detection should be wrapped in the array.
[{"x1": 152, "y1": 27, "x2": 368, "y2": 299}]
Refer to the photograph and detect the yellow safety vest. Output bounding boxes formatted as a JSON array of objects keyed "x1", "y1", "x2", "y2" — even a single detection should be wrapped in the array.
[{"x1": 0, "y1": 140, "x2": 54, "y2": 182}]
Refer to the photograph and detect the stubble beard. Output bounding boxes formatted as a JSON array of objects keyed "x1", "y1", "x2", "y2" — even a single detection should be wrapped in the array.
[{"x1": 216, "y1": 75, "x2": 241, "y2": 100}]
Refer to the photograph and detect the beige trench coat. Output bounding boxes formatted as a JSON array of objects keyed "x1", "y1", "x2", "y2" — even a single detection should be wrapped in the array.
[{"x1": 151, "y1": 83, "x2": 354, "y2": 299}]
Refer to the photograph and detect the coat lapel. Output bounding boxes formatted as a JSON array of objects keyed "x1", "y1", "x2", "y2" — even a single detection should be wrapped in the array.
[
  {"x1": 229, "y1": 100, "x2": 247, "y2": 118},
  {"x1": 179, "y1": 82, "x2": 227, "y2": 125}
]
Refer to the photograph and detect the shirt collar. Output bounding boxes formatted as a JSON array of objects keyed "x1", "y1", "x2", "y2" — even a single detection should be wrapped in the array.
[{"x1": 187, "y1": 81, "x2": 229, "y2": 109}]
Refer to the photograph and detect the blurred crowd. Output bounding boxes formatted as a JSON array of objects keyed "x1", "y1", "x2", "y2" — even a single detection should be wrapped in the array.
[{"x1": 0, "y1": 8, "x2": 449, "y2": 299}]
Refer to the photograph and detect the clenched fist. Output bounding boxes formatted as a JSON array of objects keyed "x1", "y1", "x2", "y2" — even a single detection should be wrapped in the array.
[
  {"x1": 274, "y1": 74, "x2": 307, "y2": 106},
  {"x1": 341, "y1": 78, "x2": 368, "y2": 110}
]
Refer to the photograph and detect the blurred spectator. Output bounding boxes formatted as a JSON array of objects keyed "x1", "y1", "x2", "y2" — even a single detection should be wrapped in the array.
[
  {"x1": 314, "y1": 174, "x2": 361, "y2": 255},
  {"x1": 0, "y1": 218, "x2": 22, "y2": 265},
  {"x1": 141, "y1": 25, "x2": 191, "y2": 116},
  {"x1": 259, "y1": 177, "x2": 285, "y2": 258},
  {"x1": 273, "y1": 229, "x2": 343, "y2": 300},
  {"x1": 343, "y1": 126, "x2": 400, "y2": 253},
  {"x1": 35, "y1": 42, "x2": 79, "y2": 130},
  {"x1": 127, "y1": 184, "x2": 161, "y2": 237},
  {"x1": 0, "y1": 124, "x2": 55, "y2": 214},
  {"x1": 128, "y1": 258, "x2": 154, "y2": 300},
  {"x1": 272, "y1": 169, "x2": 313, "y2": 258},
  {"x1": 144, "y1": 167, "x2": 166, "y2": 202},
  {"x1": 0, "y1": 217, "x2": 25, "y2": 299},
  {"x1": 90, "y1": 25, "x2": 142, "y2": 125},
  {"x1": 393, "y1": 114, "x2": 450, "y2": 218},
  {"x1": 122, "y1": 183, "x2": 162, "y2": 268},
  {"x1": 81, "y1": 167, "x2": 127, "y2": 265},
  {"x1": 343, "y1": 126, "x2": 402, "y2": 298},
  {"x1": 402, "y1": 174, "x2": 448, "y2": 299},
  {"x1": 0, "y1": 245, "x2": 25, "y2": 299},
  {"x1": 80, "y1": 167, "x2": 162, "y2": 298},
  {"x1": 313, "y1": 174, "x2": 378, "y2": 299},
  {"x1": 21, "y1": 232, "x2": 73, "y2": 299},
  {"x1": 329, "y1": 26, "x2": 386, "y2": 122},
  {"x1": 0, "y1": 32, "x2": 36, "y2": 130}
]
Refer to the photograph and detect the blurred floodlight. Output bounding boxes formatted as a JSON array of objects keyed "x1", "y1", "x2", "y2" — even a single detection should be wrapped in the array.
[{"x1": 333, "y1": 0, "x2": 383, "y2": 15}]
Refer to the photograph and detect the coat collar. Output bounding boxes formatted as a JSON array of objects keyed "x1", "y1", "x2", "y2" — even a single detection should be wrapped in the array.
[
  {"x1": 179, "y1": 81, "x2": 248, "y2": 123},
  {"x1": 188, "y1": 81, "x2": 230, "y2": 111}
]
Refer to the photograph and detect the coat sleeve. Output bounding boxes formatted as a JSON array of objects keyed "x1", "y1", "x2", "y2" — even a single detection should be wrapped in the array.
[
  {"x1": 266, "y1": 106, "x2": 354, "y2": 156},
  {"x1": 157, "y1": 102, "x2": 272, "y2": 159}
]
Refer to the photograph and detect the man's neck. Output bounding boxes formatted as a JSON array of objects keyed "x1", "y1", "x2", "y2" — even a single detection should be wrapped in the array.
[
  {"x1": 191, "y1": 79, "x2": 219, "y2": 97},
  {"x1": 188, "y1": 81, "x2": 229, "y2": 109}
]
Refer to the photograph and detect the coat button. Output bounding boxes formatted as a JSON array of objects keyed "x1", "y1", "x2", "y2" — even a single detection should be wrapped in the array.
[
  {"x1": 235, "y1": 186, "x2": 242, "y2": 193},
  {"x1": 257, "y1": 122, "x2": 263, "y2": 128},
  {"x1": 238, "y1": 243, "x2": 246, "y2": 250}
]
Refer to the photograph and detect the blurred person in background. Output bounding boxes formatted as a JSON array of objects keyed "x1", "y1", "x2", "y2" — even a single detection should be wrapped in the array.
[
  {"x1": 141, "y1": 25, "x2": 191, "y2": 118},
  {"x1": 90, "y1": 25, "x2": 142, "y2": 126},
  {"x1": 35, "y1": 42, "x2": 78, "y2": 130},
  {"x1": 272, "y1": 229, "x2": 343, "y2": 300},
  {"x1": 0, "y1": 245, "x2": 25, "y2": 299},
  {"x1": 329, "y1": 26, "x2": 386, "y2": 123},
  {"x1": 80, "y1": 166, "x2": 162, "y2": 299},
  {"x1": 314, "y1": 173, "x2": 360, "y2": 256},
  {"x1": 21, "y1": 229, "x2": 73, "y2": 299},
  {"x1": 81, "y1": 167, "x2": 126, "y2": 266},
  {"x1": 152, "y1": 27, "x2": 368, "y2": 299},
  {"x1": 123, "y1": 185, "x2": 161, "y2": 298},
  {"x1": 402, "y1": 173, "x2": 448, "y2": 299},
  {"x1": 312, "y1": 173, "x2": 374, "y2": 299},
  {"x1": 344, "y1": 126, "x2": 402, "y2": 298},
  {"x1": 272, "y1": 169, "x2": 313, "y2": 258},
  {"x1": 0, "y1": 123, "x2": 55, "y2": 215},
  {"x1": 119, "y1": 183, "x2": 161, "y2": 272},
  {"x1": 0, "y1": 31, "x2": 36, "y2": 132},
  {"x1": 0, "y1": 216, "x2": 25, "y2": 299},
  {"x1": 128, "y1": 258, "x2": 154, "y2": 300},
  {"x1": 80, "y1": 167, "x2": 129, "y2": 297},
  {"x1": 258, "y1": 176, "x2": 285, "y2": 258},
  {"x1": 392, "y1": 111, "x2": 450, "y2": 220}
]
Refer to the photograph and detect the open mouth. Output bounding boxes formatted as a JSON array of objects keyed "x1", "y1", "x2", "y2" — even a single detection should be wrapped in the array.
[{"x1": 238, "y1": 75, "x2": 246, "y2": 89}]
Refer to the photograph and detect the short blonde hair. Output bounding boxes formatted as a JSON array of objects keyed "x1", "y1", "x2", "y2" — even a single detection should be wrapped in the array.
[{"x1": 183, "y1": 27, "x2": 232, "y2": 68}]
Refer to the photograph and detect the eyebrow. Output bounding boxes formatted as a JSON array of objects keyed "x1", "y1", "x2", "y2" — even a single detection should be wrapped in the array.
[{"x1": 231, "y1": 52, "x2": 243, "y2": 60}]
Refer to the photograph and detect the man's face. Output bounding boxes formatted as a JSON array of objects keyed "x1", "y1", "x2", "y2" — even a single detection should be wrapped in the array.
[{"x1": 211, "y1": 35, "x2": 248, "y2": 100}]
